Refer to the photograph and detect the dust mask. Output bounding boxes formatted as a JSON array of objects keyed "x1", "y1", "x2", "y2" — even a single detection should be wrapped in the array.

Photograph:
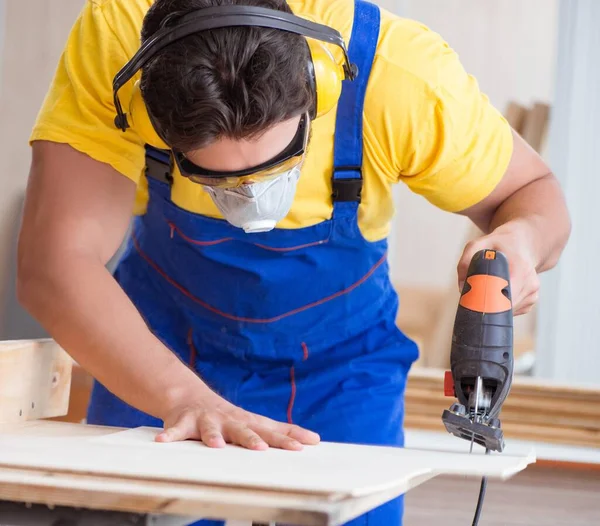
[{"x1": 203, "y1": 167, "x2": 301, "y2": 233}]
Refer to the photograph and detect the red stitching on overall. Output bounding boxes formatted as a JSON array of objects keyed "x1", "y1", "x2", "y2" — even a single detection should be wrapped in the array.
[
  {"x1": 287, "y1": 343, "x2": 309, "y2": 425},
  {"x1": 132, "y1": 230, "x2": 387, "y2": 324},
  {"x1": 168, "y1": 220, "x2": 329, "y2": 252}
]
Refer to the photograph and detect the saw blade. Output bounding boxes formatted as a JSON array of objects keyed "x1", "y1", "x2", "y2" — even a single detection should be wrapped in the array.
[{"x1": 469, "y1": 376, "x2": 484, "y2": 453}]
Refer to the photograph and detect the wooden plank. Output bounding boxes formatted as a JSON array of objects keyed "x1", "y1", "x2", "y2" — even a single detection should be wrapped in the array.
[
  {"x1": 0, "y1": 465, "x2": 337, "y2": 525},
  {"x1": 0, "y1": 339, "x2": 72, "y2": 423},
  {"x1": 0, "y1": 465, "x2": 441, "y2": 526},
  {"x1": 0, "y1": 424, "x2": 534, "y2": 497},
  {"x1": 0, "y1": 421, "x2": 533, "y2": 525}
]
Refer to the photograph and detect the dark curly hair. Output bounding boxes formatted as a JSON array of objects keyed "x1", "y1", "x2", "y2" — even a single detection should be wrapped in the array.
[{"x1": 140, "y1": 0, "x2": 314, "y2": 151}]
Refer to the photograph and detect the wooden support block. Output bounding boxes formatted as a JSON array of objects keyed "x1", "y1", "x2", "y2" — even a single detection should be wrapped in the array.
[
  {"x1": 0, "y1": 339, "x2": 72, "y2": 423},
  {"x1": 51, "y1": 362, "x2": 94, "y2": 424}
]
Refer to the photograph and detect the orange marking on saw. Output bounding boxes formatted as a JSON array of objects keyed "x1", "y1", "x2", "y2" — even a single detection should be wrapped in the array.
[{"x1": 459, "y1": 274, "x2": 511, "y2": 313}]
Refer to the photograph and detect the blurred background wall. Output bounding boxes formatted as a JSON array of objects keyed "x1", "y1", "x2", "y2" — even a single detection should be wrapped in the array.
[
  {"x1": 3, "y1": 0, "x2": 596, "y2": 387},
  {"x1": 0, "y1": 0, "x2": 558, "y2": 337},
  {"x1": 0, "y1": 1, "x2": 85, "y2": 339}
]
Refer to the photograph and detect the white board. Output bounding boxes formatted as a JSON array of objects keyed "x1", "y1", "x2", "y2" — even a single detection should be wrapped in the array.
[{"x1": 0, "y1": 425, "x2": 535, "y2": 498}]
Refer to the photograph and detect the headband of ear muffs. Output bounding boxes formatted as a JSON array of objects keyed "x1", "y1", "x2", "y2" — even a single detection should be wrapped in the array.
[{"x1": 113, "y1": 5, "x2": 358, "y2": 150}]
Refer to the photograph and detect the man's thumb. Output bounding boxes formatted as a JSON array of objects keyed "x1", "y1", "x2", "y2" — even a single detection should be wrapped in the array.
[
  {"x1": 457, "y1": 237, "x2": 492, "y2": 290},
  {"x1": 155, "y1": 416, "x2": 192, "y2": 443}
]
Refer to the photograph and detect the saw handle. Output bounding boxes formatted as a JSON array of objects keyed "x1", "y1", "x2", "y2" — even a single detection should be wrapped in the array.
[{"x1": 459, "y1": 249, "x2": 512, "y2": 314}]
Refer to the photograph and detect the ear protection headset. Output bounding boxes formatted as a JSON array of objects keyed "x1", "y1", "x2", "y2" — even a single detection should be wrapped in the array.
[{"x1": 112, "y1": 5, "x2": 358, "y2": 149}]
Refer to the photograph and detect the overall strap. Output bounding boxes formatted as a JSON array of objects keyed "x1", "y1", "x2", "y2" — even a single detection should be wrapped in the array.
[{"x1": 332, "y1": 0, "x2": 380, "y2": 206}]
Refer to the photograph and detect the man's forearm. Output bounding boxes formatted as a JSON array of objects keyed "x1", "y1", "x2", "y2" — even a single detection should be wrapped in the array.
[
  {"x1": 18, "y1": 252, "x2": 214, "y2": 420},
  {"x1": 488, "y1": 173, "x2": 571, "y2": 272}
]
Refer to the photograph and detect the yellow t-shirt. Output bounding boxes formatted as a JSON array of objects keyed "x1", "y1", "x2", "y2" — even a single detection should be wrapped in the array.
[{"x1": 29, "y1": 0, "x2": 513, "y2": 242}]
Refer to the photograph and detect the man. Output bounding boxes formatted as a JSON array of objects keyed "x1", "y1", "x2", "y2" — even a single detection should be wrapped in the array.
[{"x1": 18, "y1": 0, "x2": 570, "y2": 524}]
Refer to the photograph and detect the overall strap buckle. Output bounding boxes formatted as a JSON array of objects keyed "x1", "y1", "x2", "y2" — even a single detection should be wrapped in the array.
[
  {"x1": 144, "y1": 145, "x2": 173, "y2": 185},
  {"x1": 332, "y1": 166, "x2": 363, "y2": 202}
]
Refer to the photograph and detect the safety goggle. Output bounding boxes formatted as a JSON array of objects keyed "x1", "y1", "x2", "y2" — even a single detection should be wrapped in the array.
[{"x1": 173, "y1": 113, "x2": 310, "y2": 189}]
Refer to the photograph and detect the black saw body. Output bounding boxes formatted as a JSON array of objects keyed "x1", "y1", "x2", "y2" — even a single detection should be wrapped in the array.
[{"x1": 442, "y1": 249, "x2": 514, "y2": 453}]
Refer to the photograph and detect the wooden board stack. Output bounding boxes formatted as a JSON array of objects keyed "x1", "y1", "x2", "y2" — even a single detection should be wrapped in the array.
[{"x1": 405, "y1": 368, "x2": 600, "y2": 449}]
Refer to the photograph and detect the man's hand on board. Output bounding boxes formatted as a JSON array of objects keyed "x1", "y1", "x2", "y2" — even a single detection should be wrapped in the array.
[{"x1": 156, "y1": 393, "x2": 321, "y2": 451}]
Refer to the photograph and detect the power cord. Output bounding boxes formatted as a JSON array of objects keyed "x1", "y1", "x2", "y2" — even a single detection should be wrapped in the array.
[{"x1": 472, "y1": 449, "x2": 491, "y2": 526}]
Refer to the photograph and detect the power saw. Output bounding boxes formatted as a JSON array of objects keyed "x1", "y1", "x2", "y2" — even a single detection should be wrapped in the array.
[
  {"x1": 442, "y1": 248, "x2": 514, "y2": 454},
  {"x1": 441, "y1": 248, "x2": 514, "y2": 524}
]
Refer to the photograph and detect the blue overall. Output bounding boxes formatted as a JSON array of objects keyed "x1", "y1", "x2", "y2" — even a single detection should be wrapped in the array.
[{"x1": 87, "y1": 1, "x2": 419, "y2": 524}]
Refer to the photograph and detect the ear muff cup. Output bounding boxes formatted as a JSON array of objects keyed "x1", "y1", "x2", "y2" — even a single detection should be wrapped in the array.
[
  {"x1": 128, "y1": 80, "x2": 169, "y2": 150},
  {"x1": 306, "y1": 39, "x2": 345, "y2": 119}
]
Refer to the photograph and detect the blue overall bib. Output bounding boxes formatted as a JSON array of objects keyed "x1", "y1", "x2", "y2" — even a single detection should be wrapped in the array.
[{"x1": 87, "y1": 1, "x2": 419, "y2": 524}]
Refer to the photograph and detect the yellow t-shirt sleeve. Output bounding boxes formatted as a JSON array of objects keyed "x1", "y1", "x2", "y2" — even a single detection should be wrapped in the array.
[
  {"x1": 29, "y1": 1, "x2": 145, "y2": 184},
  {"x1": 370, "y1": 18, "x2": 514, "y2": 213}
]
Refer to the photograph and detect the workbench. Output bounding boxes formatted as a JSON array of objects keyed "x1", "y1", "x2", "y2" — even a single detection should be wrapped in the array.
[
  {"x1": 0, "y1": 420, "x2": 534, "y2": 526},
  {"x1": 0, "y1": 339, "x2": 535, "y2": 526}
]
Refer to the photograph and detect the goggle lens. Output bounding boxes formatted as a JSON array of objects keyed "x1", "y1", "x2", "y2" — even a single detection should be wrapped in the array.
[{"x1": 188, "y1": 155, "x2": 303, "y2": 188}]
